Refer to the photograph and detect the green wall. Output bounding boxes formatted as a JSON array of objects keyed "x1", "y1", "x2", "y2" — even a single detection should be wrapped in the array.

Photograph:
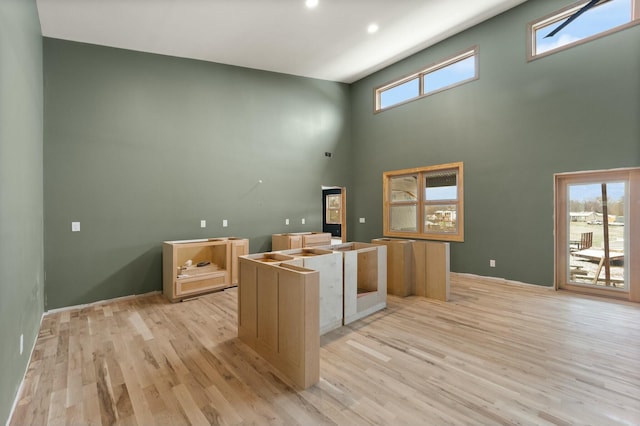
[
  {"x1": 349, "y1": 0, "x2": 640, "y2": 286},
  {"x1": 4, "y1": 1, "x2": 640, "y2": 419},
  {"x1": 43, "y1": 39, "x2": 351, "y2": 309},
  {"x1": 40, "y1": 1, "x2": 640, "y2": 306},
  {"x1": 0, "y1": 0, "x2": 44, "y2": 423}
]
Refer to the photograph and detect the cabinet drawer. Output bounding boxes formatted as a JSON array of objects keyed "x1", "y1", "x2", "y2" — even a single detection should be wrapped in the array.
[
  {"x1": 176, "y1": 272, "x2": 228, "y2": 296},
  {"x1": 303, "y1": 233, "x2": 331, "y2": 247}
]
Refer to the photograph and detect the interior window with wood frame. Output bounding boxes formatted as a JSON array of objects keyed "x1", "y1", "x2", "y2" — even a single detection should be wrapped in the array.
[
  {"x1": 384, "y1": 162, "x2": 464, "y2": 242},
  {"x1": 528, "y1": 0, "x2": 640, "y2": 60}
]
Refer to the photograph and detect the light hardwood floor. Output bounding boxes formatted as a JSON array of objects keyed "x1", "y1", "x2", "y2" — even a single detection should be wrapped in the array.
[{"x1": 10, "y1": 274, "x2": 640, "y2": 425}]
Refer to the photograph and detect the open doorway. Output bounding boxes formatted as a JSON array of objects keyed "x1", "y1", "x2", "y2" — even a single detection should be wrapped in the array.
[{"x1": 322, "y1": 187, "x2": 346, "y2": 243}]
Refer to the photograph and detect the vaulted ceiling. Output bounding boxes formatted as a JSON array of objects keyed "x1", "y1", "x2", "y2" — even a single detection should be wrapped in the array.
[{"x1": 37, "y1": 0, "x2": 528, "y2": 83}]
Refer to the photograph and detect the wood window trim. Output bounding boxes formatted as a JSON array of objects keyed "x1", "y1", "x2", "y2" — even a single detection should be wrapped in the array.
[
  {"x1": 527, "y1": 0, "x2": 640, "y2": 62},
  {"x1": 383, "y1": 162, "x2": 464, "y2": 242}
]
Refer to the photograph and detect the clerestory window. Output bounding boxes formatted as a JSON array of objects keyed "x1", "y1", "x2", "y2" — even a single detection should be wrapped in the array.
[
  {"x1": 375, "y1": 47, "x2": 478, "y2": 112},
  {"x1": 528, "y1": 0, "x2": 640, "y2": 60}
]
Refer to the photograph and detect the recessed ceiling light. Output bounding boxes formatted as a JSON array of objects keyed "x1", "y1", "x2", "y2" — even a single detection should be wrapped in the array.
[
  {"x1": 367, "y1": 23, "x2": 379, "y2": 34},
  {"x1": 306, "y1": 0, "x2": 318, "y2": 8}
]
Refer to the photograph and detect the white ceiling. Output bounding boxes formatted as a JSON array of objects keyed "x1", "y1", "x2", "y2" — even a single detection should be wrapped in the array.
[{"x1": 36, "y1": 0, "x2": 528, "y2": 83}]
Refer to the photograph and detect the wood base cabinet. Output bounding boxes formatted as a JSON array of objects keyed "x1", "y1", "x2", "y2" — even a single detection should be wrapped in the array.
[
  {"x1": 272, "y1": 232, "x2": 332, "y2": 251},
  {"x1": 162, "y1": 237, "x2": 248, "y2": 302},
  {"x1": 371, "y1": 238, "x2": 415, "y2": 296},
  {"x1": 371, "y1": 238, "x2": 450, "y2": 301},
  {"x1": 412, "y1": 240, "x2": 450, "y2": 301},
  {"x1": 323, "y1": 242, "x2": 387, "y2": 325},
  {"x1": 238, "y1": 256, "x2": 319, "y2": 389},
  {"x1": 275, "y1": 248, "x2": 343, "y2": 335},
  {"x1": 207, "y1": 237, "x2": 249, "y2": 285}
]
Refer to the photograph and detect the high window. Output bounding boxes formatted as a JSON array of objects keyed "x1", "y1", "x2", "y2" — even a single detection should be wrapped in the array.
[
  {"x1": 528, "y1": 0, "x2": 640, "y2": 60},
  {"x1": 383, "y1": 162, "x2": 464, "y2": 242},
  {"x1": 375, "y1": 47, "x2": 478, "y2": 112}
]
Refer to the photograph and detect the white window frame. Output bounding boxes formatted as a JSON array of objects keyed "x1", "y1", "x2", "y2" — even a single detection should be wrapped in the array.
[
  {"x1": 527, "y1": 0, "x2": 640, "y2": 61},
  {"x1": 375, "y1": 47, "x2": 478, "y2": 113}
]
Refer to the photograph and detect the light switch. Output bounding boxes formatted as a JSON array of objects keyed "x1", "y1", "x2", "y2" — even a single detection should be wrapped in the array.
[
  {"x1": 222, "y1": 219, "x2": 228, "y2": 227},
  {"x1": 301, "y1": 218, "x2": 306, "y2": 225},
  {"x1": 71, "y1": 222, "x2": 81, "y2": 232},
  {"x1": 200, "y1": 220, "x2": 206, "y2": 228},
  {"x1": 359, "y1": 217, "x2": 366, "y2": 223}
]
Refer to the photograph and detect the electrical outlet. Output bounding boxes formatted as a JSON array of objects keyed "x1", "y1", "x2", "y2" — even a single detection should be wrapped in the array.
[
  {"x1": 490, "y1": 259, "x2": 496, "y2": 267},
  {"x1": 301, "y1": 218, "x2": 306, "y2": 225},
  {"x1": 359, "y1": 217, "x2": 366, "y2": 223},
  {"x1": 200, "y1": 220, "x2": 206, "y2": 228},
  {"x1": 71, "y1": 222, "x2": 80, "y2": 232},
  {"x1": 285, "y1": 218, "x2": 290, "y2": 225},
  {"x1": 20, "y1": 334, "x2": 24, "y2": 355},
  {"x1": 222, "y1": 219, "x2": 228, "y2": 227}
]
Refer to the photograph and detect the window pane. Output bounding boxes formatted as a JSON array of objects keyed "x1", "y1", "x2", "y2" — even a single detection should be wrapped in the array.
[
  {"x1": 424, "y1": 205, "x2": 458, "y2": 233},
  {"x1": 425, "y1": 171, "x2": 457, "y2": 201},
  {"x1": 326, "y1": 194, "x2": 341, "y2": 209},
  {"x1": 384, "y1": 162, "x2": 464, "y2": 242},
  {"x1": 390, "y1": 175, "x2": 418, "y2": 202},
  {"x1": 535, "y1": 0, "x2": 632, "y2": 55},
  {"x1": 326, "y1": 194, "x2": 342, "y2": 224},
  {"x1": 423, "y1": 56, "x2": 475, "y2": 94},
  {"x1": 391, "y1": 205, "x2": 417, "y2": 232},
  {"x1": 379, "y1": 78, "x2": 419, "y2": 109},
  {"x1": 327, "y1": 209, "x2": 341, "y2": 224},
  {"x1": 567, "y1": 181, "x2": 625, "y2": 288}
]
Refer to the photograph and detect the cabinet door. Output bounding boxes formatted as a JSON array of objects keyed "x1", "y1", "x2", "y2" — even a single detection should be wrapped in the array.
[
  {"x1": 230, "y1": 239, "x2": 249, "y2": 284},
  {"x1": 257, "y1": 266, "x2": 278, "y2": 351},
  {"x1": 238, "y1": 260, "x2": 257, "y2": 337},
  {"x1": 289, "y1": 235, "x2": 303, "y2": 249}
]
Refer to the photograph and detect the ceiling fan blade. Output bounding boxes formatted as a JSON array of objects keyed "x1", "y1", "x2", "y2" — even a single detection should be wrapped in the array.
[{"x1": 544, "y1": 0, "x2": 600, "y2": 38}]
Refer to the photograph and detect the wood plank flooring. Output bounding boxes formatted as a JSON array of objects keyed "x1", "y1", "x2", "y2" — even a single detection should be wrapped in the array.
[{"x1": 10, "y1": 274, "x2": 640, "y2": 425}]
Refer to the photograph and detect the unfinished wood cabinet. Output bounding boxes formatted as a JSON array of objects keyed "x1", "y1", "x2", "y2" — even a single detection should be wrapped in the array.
[
  {"x1": 302, "y1": 232, "x2": 332, "y2": 247},
  {"x1": 272, "y1": 233, "x2": 303, "y2": 251},
  {"x1": 163, "y1": 239, "x2": 230, "y2": 302},
  {"x1": 412, "y1": 240, "x2": 450, "y2": 301},
  {"x1": 276, "y1": 248, "x2": 343, "y2": 335},
  {"x1": 162, "y1": 237, "x2": 249, "y2": 302},
  {"x1": 371, "y1": 238, "x2": 415, "y2": 296},
  {"x1": 208, "y1": 237, "x2": 249, "y2": 285},
  {"x1": 272, "y1": 232, "x2": 331, "y2": 251},
  {"x1": 240, "y1": 252, "x2": 299, "y2": 266},
  {"x1": 238, "y1": 256, "x2": 319, "y2": 389},
  {"x1": 325, "y1": 242, "x2": 387, "y2": 325},
  {"x1": 371, "y1": 238, "x2": 450, "y2": 301}
]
